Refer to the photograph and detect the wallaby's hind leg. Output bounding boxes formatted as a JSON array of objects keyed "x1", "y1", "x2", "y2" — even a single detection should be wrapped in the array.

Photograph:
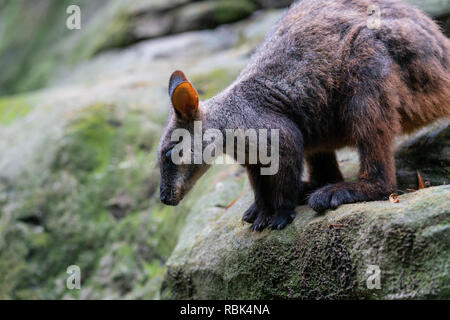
[
  {"x1": 299, "y1": 151, "x2": 344, "y2": 204},
  {"x1": 308, "y1": 123, "x2": 397, "y2": 212},
  {"x1": 308, "y1": 36, "x2": 399, "y2": 212}
]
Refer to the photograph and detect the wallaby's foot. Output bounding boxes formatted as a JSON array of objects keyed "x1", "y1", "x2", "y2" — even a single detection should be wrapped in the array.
[
  {"x1": 248, "y1": 208, "x2": 296, "y2": 231},
  {"x1": 244, "y1": 126, "x2": 303, "y2": 232},
  {"x1": 268, "y1": 209, "x2": 296, "y2": 230},
  {"x1": 308, "y1": 181, "x2": 391, "y2": 213},
  {"x1": 242, "y1": 203, "x2": 259, "y2": 223},
  {"x1": 241, "y1": 202, "x2": 267, "y2": 231},
  {"x1": 250, "y1": 214, "x2": 271, "y2": 232}
]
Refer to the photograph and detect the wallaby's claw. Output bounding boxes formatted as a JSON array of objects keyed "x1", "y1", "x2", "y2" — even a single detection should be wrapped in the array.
[
  {"x1": 268, "y1": 210, "x2": 296, "y2": 230},
  {"x1": 242, "y1": 203, "x2": 258, "y2": 224}
]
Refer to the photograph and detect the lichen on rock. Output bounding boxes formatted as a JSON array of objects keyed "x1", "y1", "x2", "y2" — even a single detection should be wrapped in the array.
[{"x1": 162, "y1": 184, "x2": 450, "y2": 299}]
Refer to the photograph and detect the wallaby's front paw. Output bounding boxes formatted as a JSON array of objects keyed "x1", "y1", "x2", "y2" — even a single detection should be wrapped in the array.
[
  {"x1": 268, "y1": 209, "x2": 296, "y2": 230},
  {"x1": 308, "y1": 183, "x2": 358, "y2": 213},
  {"x1": 242, "y1": 203, "x2": 259, "y2": 223},
  {"x1": 251, "y1": 214, "x2": 271, "y2": 232}
]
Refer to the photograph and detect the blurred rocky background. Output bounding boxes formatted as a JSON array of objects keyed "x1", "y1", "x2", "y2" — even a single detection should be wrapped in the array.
[{"x1": 0, "y1": 0, "x2": 448, "y2": 299}]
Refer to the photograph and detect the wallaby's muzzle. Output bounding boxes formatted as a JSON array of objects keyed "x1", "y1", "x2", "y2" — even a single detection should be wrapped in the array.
[{"x1": 159, "y1": 188, "x2": 181, "y2": 206}]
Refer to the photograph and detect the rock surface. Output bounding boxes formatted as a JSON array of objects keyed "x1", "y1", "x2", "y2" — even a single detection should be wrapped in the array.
[
  {"x1": 396, "y1": 121, "x2": 450, "y2": 190},
  {"x1": 0, "y1": 0, "x2": 449, "y2": 300},
  {"x1": 162, "y1": 184, "x2": 449, "y2": 299}
]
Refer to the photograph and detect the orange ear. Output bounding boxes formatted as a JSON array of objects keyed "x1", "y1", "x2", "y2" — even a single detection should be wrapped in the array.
[{"x1": 168, "y1": 70, "x2": 199, "y2": 120}]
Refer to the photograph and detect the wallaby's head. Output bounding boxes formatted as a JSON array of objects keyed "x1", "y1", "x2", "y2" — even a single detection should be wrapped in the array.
[{"x1": 158, "y1": 70, "x2": 211, "y2": 206}]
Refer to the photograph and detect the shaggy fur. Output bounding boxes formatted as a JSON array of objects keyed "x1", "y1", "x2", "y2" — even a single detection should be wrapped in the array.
[{"x1": 158, "y1": 0, "x2": 450, "y2": 231}]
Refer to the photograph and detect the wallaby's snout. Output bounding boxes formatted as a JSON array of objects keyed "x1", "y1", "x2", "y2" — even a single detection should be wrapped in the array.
[
  {"x1": 158, "y1": 160, "x2": 186, "y2": 206},
  {"x1": 159, "y1": 193, "x2": 169, "y2": 205},
  {"x1": 159, "y1": 188, "x2": 179, "y2": 206}
]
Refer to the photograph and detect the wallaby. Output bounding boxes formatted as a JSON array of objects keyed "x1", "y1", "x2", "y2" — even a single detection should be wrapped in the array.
[{"x1": 158, "y1": 0, "x2": 450, "y2": 231}]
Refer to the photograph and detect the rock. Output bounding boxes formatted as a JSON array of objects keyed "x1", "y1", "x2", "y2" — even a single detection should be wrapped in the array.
[
  {"x1": 0, "y1": 0, "x2": 133, "y2": 96},
  {"x1": 162, "y1": 122, "x2": 450, "y2": 299},
  {"x1": 173, "y1": 0, "x2": 257, "y2": 33},
  {"x1": 0, "y1": 0, "x2": 449, "y2": 300},
  {"x1": 406, "y1": 0, "x2": 450, "y2": 36},
  {"x1": 439, "y1": 14, "x2": 450, "y2": 37},
  {"x1": 0, "y1": 102, "x2": 168, "y2": 299},
  {"x1": 127, "y1": 0, "x2": 192, "y2": 14},
  {"x1": 129, "y1": 0, "x2": 257, "y2": 40},
  {"x1": 252, "y1": 0, "x2": 294, "y2": 9},
  {"x1": 162, "y1": 183, "x2": 450, "y2": 299},
  {"x1": 396, "y1": 121, "x2": 449, "y2": 191},
  {"x1": 407, "y1": 0, "x2": 450, "y2": 17}
]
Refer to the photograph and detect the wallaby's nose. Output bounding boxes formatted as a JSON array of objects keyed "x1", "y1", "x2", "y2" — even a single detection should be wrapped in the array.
[
  {"x1": 160, "y1": 193, "x2": 176, "y2": 205},
  {"x1": 160, "y1": 194, "x2": 168, "y2": 204}
]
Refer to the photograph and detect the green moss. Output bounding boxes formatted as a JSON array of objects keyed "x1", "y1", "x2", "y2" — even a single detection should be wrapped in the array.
[
  {"x1": 144, "y1": 260, "x2": 165, "y2": 279},
  {"x1": 0, "y1": 243, "x2": 28, "y2": 299},
  {"x1": 162, "y1": 183, "x2": 450, "y2": 299},
  {"x1": 213, "y1": 0, "x2": 256, "y2": 25},
  {"x1": 53, "y1": 103, "x2": 114, "y2": 178},
  {"x1": 0, "y1": 0, "x2": 78, "y2": 95},
  {"x1": 0, "y1": 99, "x2": 187, "y2": 299},
  {"x1": 0, "y1": 96, "x2": 32, "y2": 124},
  {"x1": 0, "y1": 0, "x2": 133, "y2": 96},
  {"x1": 29, "y1": 232, "x2": 51, "y2": 249},
  {"x1": 74, "y1": 4, "x2": 132, "y2": 60},
  {"x1": 191, "y1": 68, "x2": 238, "y2": 99}
]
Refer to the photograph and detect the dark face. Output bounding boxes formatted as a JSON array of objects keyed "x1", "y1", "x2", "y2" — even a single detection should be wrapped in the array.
[
  {"x1": 158, "y1": 120, "x2": 210, "y2": 205},
  {"x1": 158, "y1": 70, "x2": 210, "y2": 206}
]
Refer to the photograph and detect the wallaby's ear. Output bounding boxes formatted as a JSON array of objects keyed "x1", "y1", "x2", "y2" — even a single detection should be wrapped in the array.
[{"x1": 168, "y1": 70, "x2": 199, "y2": 120}]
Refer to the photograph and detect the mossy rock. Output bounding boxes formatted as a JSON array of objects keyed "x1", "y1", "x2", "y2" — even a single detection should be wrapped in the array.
[
  {"x1": 396, "y1": 121, "x2": 449, "y2": 191},
  {"x1": 0, "y1": 95, "x2": 33, "y2": 125},
  {"x1": 172, "y1": 0, "x2": 256, "y2": 34},
  {"x1": 0, "y1": 0, "x2": 136, "y2": 96},
  {"x1": 191, "y1": 68, "x2": 240, "y2": 100},
  {"x1": 162, "y1": 184, "x2": 450, "y2": 299},
  {"x1": 0, "y1": 102, "x2": 167, "y2": 299}
]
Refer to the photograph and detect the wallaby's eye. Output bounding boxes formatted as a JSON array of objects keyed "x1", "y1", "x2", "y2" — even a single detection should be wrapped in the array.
[{"x1": 165, "y1": 149, "x2": 172, "y2": 159}]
